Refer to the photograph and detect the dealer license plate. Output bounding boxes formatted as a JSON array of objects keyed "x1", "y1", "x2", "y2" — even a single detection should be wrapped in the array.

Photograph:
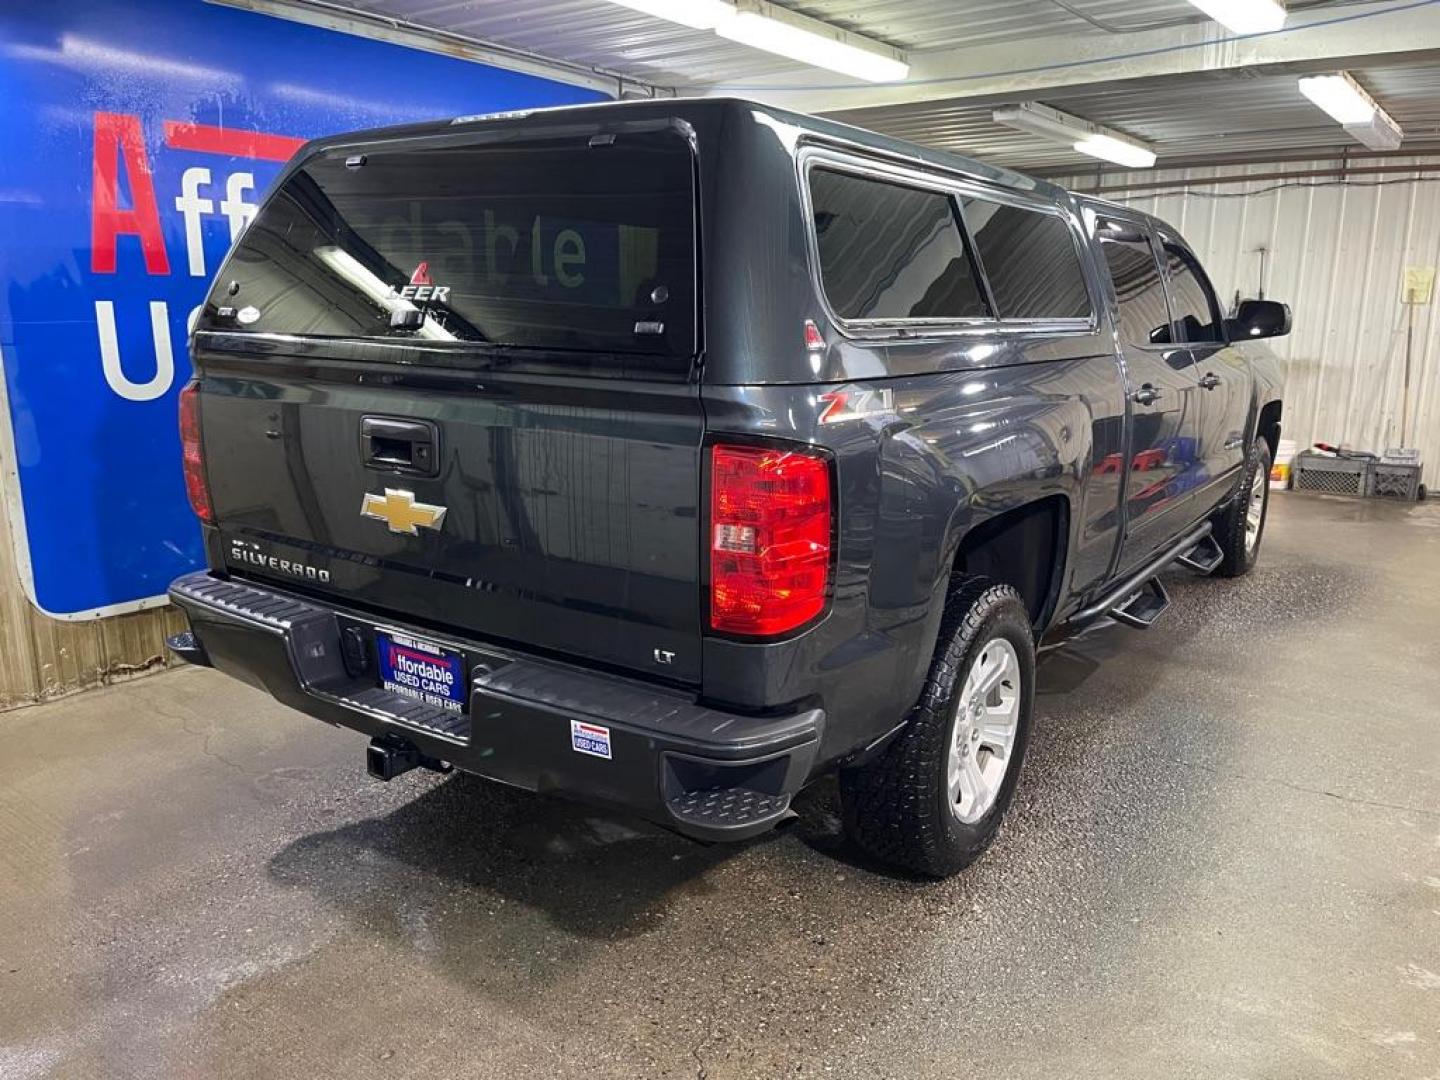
[{"x1": 376, "y1": 631, "x2": 467, "y2": 714}]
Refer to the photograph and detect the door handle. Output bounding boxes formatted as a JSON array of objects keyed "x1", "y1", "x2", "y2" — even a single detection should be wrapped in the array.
[
  {"x1": 1131, "y1": 384, "x2": 1162, "y2": 406},
  {"x1": 361, "y1": 416, "x2": 439, "y2": 477},
  {"x1": 1199, "y1": 372, "x2": 1221, "y2": 390}
]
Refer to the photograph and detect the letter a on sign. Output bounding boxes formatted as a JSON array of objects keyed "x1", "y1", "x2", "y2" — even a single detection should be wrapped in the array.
[{"x1": 91, "y1": 112, "x2": 170, "y2": 275}]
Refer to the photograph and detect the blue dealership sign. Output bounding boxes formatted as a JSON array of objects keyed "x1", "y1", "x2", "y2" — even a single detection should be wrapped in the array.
[{"x1": 0, "y1": 0, "x2": 603, "y2": 617}]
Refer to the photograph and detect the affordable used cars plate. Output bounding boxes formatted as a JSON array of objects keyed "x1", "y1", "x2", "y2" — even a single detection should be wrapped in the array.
[{"x1": 376, "y1": 631, "x2": 467, "y2": 714}]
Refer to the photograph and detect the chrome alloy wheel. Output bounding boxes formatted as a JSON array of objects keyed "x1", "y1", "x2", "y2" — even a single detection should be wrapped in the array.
[
  {"x1": 947, "y1": 637, "x2": 1021, "y2": 824},
  {"x1": 1245, "y1": 462, "x2": 1267, "y2": 555}
]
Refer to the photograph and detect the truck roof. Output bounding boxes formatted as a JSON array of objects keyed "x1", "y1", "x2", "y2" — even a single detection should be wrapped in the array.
[{"x1": 293, "y1": 95, "x2": 1076, "y2": 208}]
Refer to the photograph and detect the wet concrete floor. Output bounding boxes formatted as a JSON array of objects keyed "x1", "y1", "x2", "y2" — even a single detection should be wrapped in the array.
[{"x1": 1, "y1": 492, "x2": 1437, "y2": 1078}]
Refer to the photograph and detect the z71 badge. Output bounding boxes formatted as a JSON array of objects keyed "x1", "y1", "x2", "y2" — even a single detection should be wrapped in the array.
[{"x1": 818, "y1": 387, "x2": 895, "y2": 424}]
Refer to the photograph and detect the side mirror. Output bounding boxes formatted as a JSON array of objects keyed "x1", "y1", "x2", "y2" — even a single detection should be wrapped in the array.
[{"x1": 1226, "y1": 299, "x2": 1291, "y2": 341}]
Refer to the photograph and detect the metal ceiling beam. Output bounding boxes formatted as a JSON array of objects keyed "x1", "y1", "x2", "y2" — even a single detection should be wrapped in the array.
[
  {"x1": 710, "y1": 1, "x2": 1440, "y2": 115},
  {"x1": 1031, "y1": 141, "x2": 1440, "y2": 178},
  {"x1": 209, "y1": 0, "x2": 662, "y2": 98},
  {"x1": 1070, "y1": 160, "x2": 1440, "y2": 195}
]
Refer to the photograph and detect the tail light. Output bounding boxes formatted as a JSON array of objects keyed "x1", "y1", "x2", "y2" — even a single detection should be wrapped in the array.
[
  {"x1": 710, "y1": 443, "x2": 832, "y2": 636},
  {"x1": 178, "y1": 381, "x2": 213, "y2": 524}
]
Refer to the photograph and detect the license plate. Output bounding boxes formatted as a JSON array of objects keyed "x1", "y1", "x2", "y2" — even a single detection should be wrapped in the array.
[{"x1": 376, "y1": 631, "x2": 467, "y2": 714}]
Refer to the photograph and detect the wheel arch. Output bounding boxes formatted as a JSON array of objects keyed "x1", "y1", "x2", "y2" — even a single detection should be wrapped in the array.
[
  {"x1": 1256, "y1": 399, "x2": 1282, "y2": 461},
  {"x1": 951, "y1": 494, "x2": 1071, "y2": 631}
]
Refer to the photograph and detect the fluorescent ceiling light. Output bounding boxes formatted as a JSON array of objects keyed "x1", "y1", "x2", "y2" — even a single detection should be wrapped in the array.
[
  {"x1": 715, "y1": 1, "x2": 908, "y2": 83},
  {"x1": 602, "y1": 0, "x2": 737, "y2": 30},
  {"x1": 994, "y1": 102, "x2": 1158, "y2": 169},
  {"x1": 1074, "y1": 134, "x2": 1157, "y2": 169},
  {"x1": 1185, "y1": 0, "x2": 1286, "y2": 34},
  {"x1": 315, "y1": 247, "x2": 455, "y2": 341},
  {"x1": 1299, "y1": 72, "x2": 1404, "y2": 150},
  {"x1": 598, "y1": 0, "x2": 908, "y2": 82},
  {"x1": 1299, "y1": 72, "x2": 1378, "y2": 124}
]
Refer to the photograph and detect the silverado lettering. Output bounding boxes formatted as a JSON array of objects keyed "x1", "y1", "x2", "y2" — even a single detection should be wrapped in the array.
[{"x1": 228, "y1": 542, "x2": 331, "y2": 583}]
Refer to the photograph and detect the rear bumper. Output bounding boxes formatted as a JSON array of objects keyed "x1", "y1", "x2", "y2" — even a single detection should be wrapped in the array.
[{"x1": 166, "y1": 571, "x2": 822, "y2": 841}]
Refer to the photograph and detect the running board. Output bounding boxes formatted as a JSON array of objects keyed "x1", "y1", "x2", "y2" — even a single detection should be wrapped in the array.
[
  {"x1": 1070, "y1": 522, "x2": 1213, "y2": 629},
  {"x1": 1110, "y1": 577, "x2": 1170, "y2": 628},
  {"x1": 1176, "y1": 533, "x2": 1224, "y2": 574}
]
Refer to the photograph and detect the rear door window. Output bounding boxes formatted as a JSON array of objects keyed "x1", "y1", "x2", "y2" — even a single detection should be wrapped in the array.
[
  {"x1": 199, "y1": 129, "x2": 696, "y2": 360},
  {"x1": 961, "y1": 198, "x2": 1092, "y2": 321},
  {"x1": 808, "y1": 167, "x2": 988, "y2": 321}
]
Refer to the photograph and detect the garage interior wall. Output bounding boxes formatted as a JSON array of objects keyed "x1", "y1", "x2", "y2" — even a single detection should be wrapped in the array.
[
  {"x1": 1066, "y1": 157, "x2": 1440, "y2": 479},
  {"x1": 0, "y1": 505, "x2": 186, "y2": 710}
]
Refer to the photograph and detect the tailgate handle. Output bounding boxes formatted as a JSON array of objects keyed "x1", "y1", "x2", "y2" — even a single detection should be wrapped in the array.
[{"x1": 361, "y1": 416, "x2": 439, "y2": 477}]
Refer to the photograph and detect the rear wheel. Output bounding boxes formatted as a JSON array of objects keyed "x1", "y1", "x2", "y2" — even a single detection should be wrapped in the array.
[
  {"x1": 839, "y1": 578, "x2": 1034, "y2": 878},
  {"x1": 1214, "y1": 438, "x2": 1272, "y2": 577}
]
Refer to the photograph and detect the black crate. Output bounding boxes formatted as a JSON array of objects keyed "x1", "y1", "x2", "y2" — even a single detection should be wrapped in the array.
[
  {"x1": 1370, "y1": 462, "x2": 1423, "y2": 501},
  {"x1": 1292, "y1": 452, "x2": 1370, "y2": 497}
]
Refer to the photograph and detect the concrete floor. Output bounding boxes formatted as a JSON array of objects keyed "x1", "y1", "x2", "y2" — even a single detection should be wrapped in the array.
[{"x1": 1, "y1": 492, "x2": 1437, "y2": 1080}]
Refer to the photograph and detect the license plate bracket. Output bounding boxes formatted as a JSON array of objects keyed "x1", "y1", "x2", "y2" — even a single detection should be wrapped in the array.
[{"x1": 375, "y1": 630, "x2": 468, "y2": 715}]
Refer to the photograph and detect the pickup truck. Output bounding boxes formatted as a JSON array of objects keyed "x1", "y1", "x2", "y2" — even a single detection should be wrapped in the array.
[{"x1": 167, "y1": 98, "x2": 1286, "y2": 878}]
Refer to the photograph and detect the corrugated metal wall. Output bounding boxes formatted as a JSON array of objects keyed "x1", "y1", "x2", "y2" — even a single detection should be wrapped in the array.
[
  {"x1": 0, "y1": 501, "x2": 185, "y2": 711},
  {"x1": 1066, "y1": 158, "x2": 1440, "y2": 481}
]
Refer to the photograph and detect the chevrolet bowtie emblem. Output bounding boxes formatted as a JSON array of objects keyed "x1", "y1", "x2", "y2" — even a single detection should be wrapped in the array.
[{"x1": 360, "y1": 489, "x2": 448, "y2": 535}]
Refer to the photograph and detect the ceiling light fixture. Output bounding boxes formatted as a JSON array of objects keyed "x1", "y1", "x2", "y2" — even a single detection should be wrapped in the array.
[
  {"x1": 1298, "y1": 72, "x2": 1379, "y2": 124},
  {"x1": 994, "y1": 102, "x2": 1158, "y2": 169},
  {"x1": 599, "y1": 0, "x2": 908, "y2": 83},
  {"x1": 1184, "y1": 0, "x2": 1287, "y2": 34},
  {"x1": 1073, "y1": 133, "x2": 1159, "y2": 169},
  {"x1": 1298, "y1": 72, "x2": 1404, "y2": 150},
  {"x1": 602, "y1": 0, "x2": 737, "y2": 30},
  {"x1": 715, "y1": 1, "x2": 908, "y2": 83}
]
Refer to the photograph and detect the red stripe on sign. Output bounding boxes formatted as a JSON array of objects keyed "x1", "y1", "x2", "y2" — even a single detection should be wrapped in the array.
[
  {"x1": 392, "y1": 645, "x2": 447, "y2": 666},
  {"x1": 164, "y1": 121, "x2": 305, "y2": 162}
]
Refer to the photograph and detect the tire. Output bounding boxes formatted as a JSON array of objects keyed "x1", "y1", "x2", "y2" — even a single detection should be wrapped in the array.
[
  {"x1": 1213, "y1": 438, "x2": 1273, "y2": 578},
  {"x1": 839, "y1": 578, "x2": 1035, "y2": 879}
]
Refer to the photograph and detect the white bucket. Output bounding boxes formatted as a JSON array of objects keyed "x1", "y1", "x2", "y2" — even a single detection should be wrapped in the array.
[{"x1": 1271, "y1": 438, "x2": 1298, "y2": 489}]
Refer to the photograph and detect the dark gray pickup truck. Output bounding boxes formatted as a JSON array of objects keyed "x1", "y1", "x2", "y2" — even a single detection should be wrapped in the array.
[{"x1": 167, "y1": 98, "x2": 1286, "y2": 877}]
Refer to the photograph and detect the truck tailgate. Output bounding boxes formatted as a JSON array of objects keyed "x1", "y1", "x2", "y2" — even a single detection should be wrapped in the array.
[{"x1": 198, "y1": 355, "x2": 704, "y2": 684}]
